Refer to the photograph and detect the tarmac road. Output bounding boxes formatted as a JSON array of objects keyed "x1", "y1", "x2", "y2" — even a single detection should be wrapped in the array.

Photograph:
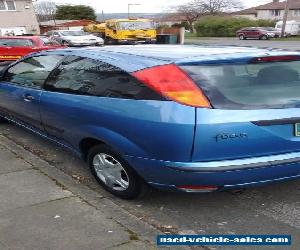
[{"x1": 185, "y1": 37, "x2": 300, "y2": 51}]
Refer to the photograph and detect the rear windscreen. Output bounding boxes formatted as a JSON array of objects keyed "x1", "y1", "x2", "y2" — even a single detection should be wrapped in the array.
[
  {"x1": 0, "y1": 39, "x2": 33, "y2": 47},
  {"x1": 181, "y1": 61, "x2": 300, "y2": 109}
]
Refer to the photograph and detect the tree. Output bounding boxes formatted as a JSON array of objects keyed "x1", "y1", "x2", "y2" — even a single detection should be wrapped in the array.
[
  {"x1": 196, "y1": 0, "x2": 242, "y2": 15},
  {"x1": 34, "y1": 1, "x2": 56, "y2": 22},
  {"x1": 55, "y1": 5, "x2": 97, "y2": 20},
  {"x1": 176, "y1": 2, "x2": 205, "y2": 33},
  {"x1": 175, "y1": 0, "x2": 242, "y2": 32}
]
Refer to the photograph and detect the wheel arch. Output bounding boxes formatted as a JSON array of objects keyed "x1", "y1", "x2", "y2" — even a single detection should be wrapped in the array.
[{"x1": 77, "y1": 126, "x2": 148, "y2": 161}]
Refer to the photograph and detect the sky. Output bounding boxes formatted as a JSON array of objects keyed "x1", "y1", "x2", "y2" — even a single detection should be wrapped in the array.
[{"x1": 51, "y1": 0, "x2": 273, "y2": 13}]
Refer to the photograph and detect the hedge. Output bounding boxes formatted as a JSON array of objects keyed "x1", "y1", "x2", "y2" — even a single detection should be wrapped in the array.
[{"x1": 194, "y1": 16, "x2": 276, "y2": 37}]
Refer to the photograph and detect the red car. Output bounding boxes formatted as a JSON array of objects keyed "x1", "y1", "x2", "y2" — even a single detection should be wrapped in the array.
[
  {"x1": 0, "y1": 36, "x2": 63, "y2": 65},
  {"x1": 236, "y1": 27, "x2": 275, "y2": 40}
]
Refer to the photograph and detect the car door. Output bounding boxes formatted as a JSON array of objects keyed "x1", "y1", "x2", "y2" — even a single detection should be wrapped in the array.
[
  {"x1": 252, "y1": 29, "x2": 261, "y2": 38},
  {"x1": 242, "y1": 29, "x2": 250, "y2": 38},
  {"x1": 0, "y1": 55, "x2": 63, "y2": 130}
]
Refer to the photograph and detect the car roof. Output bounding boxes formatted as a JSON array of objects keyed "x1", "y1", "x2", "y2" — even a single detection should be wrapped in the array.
[
  {"x1": 0, "y1": 36, "x2": 38, "y2": 39},
  {"x1": 41, "y1": 45, "x2": 300, "y2": 72}
]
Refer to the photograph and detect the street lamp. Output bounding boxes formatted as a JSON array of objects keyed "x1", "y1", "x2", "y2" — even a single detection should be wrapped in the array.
[{"x1": 128, "y1": 3, "x2": 141, "y2": 19}]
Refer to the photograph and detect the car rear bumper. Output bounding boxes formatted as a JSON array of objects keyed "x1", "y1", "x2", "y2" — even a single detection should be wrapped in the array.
[{"x1": 125, "y1": 152, "x2": 300, "y2": 192}]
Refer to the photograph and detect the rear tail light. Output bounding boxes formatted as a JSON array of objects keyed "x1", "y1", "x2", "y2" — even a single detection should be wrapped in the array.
[
  {"x1": 251, "y1": 55, "x2": 300, "y2": 63},
  {"x1": 176, "y1": 185, "x2": 218, "y2": 192},
  {"x1": 132, "y1": 64, "x2": 211, "y2": 108}
]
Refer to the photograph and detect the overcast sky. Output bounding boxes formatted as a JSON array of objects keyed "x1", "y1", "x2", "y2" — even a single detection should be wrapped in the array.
[{"x1": 51, "y1": 0, "x2": 273, "y2": 13}]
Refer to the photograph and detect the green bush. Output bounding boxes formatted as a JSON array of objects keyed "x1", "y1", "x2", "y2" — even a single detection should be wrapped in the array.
[{"x1": 194, "y1": 16, "x2": 276, "y2": 37}]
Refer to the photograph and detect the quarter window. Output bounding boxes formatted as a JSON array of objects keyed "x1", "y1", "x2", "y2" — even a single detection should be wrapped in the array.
[
  {"x1": 45, "y1": 56, "x2": 162, "y2": 100},
  {"x1": 3, "y1": 55, "x2": 63, "y2": 89}
]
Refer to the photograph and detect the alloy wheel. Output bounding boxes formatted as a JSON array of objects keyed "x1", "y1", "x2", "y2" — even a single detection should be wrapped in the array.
[{"x1": 92, "y1": 153, "x2": 129, "y2": 191}]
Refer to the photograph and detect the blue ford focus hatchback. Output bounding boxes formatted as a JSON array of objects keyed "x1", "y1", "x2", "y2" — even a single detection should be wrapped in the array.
[{"x1": 1, "y1": 45, "x2": 300, "y2": 199}]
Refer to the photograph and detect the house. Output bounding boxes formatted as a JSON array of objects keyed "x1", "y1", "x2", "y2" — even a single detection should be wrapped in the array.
[
  {"x1": 233, "y1": 7, "x2": 258, "y2": 20},
  {"x1": 153, "y1": 14, "x2": 187, "y2": 27},
  {"x1": 0, "y1": 0, "x2": 40, "y2": 35},
  {"x1": 233, "y1": 0, "x2": 300, "y2": 21}
]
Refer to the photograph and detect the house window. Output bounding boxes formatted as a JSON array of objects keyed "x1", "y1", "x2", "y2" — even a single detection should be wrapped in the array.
[
  {"x1": 0, "y1": 0, "x2": 6, "y2": 10},
  {"x1": 271, "y1": 9, "x2": 281, "y2": 16},
  {"x1": 0, "y1": 0, "x2": 16, "y2": 10},
  {"x1": 294, "y1": 9, "x2": 300, "y2": 16}
]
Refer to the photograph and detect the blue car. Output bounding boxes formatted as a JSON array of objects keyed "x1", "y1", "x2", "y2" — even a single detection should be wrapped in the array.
[{"x1": 1, "y1": 45, "x2": 300, "y2": 199}]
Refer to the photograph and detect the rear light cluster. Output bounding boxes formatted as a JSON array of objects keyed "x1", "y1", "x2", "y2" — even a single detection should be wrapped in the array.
[
  {"x1": 251, "y1": 55, "x2": 300, "y2": 63},
  {"x1": 132, "y1": 64, "x2": 211, "y2": 108}
]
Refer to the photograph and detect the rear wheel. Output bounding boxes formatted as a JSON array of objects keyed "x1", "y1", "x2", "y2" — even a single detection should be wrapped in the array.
[
  {"x1": 260, "y1": 35, "x2": 268, "y2": 40},
  {"x1": 88, "y1": 144, "x2": 148, "y2": 199},
  {"x1": 238, "y1": 34, "x2": 245, "y2": 40},
  {"x1": 0, "y1": 116, "x2": 7, "y2": 123}
]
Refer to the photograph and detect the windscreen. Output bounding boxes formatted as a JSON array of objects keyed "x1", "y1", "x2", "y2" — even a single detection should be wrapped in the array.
[
  {"x1": 181, "y1": 61, "x2": 300, "y2": 109},
  {"x1": 60, "y1": 31, "x2": 86, "y2": 36},
  {"x1": 0, "y1": 38, "x2": 33, "y2": 47},
  {"x1": 117, "y1": 21, "x2": 154, "y2": 30},
  {"x1": 40, "y1": 37, "x2": 60, "y2": 46},
  {"x1": 260, "y1": 27, "x2": 277, "y2": 31}
]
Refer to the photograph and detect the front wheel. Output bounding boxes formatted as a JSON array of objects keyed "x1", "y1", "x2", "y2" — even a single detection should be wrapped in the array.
[
  {"x1": 88, "y1": 144, "x2": 148, "y2": 199},
  {"x1": 238, "y1": 34, "x2": 245, "y2": 40},
  {"x1": 62, "y1": 40, "x2": 70, "y2": 46}
]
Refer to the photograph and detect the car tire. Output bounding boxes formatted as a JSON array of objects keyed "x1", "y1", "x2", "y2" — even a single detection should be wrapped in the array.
[
  {"x1": 0, "y1": 116, "x2": 7, "y2": 122},
  {"x1": 62, "y1": 40, "x2": 69, "y2": 46},
  {"x1": 260, "y1": 35, "x2": 268, "y2": 40},
  {"x1": 238, "y1": 34, "x2": 245, "y2": 40},
  {"x1": 88, "y1": 144, "x2": 149, "y2": 199}
]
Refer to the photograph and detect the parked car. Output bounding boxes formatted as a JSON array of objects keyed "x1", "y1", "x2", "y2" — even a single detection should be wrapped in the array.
[
  {"x1": 236, "y1": 27, "x2": 275, "y2": 40},
  {"x1": 0, "y1": 36, "x2": 63, "y2": 66},
  {"x1": 258, "y1": 27, "x2": 291, "y2": 38},
  {"x1": 46, "y1": 30, "x2": 104, "y2": 46},
  {"x1": 1, "y1": 45, "x2": 300, "y2": 199}
]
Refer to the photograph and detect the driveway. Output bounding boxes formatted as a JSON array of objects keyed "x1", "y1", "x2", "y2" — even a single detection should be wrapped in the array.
[{"x1": 1, "y1": 123, "x2": 299, "y2": 250}]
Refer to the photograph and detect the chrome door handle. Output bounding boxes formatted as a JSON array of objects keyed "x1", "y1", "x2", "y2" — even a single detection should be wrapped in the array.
[{"x1": 23, "y1": 94, "x2": 34, "y2": 102}]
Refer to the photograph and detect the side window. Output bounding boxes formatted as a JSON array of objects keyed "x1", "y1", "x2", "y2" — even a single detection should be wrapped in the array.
[
  {"x1": 45, "y1": 56, "x2": 162, "y2": 100},
  {"x1": 2, "y1": 55, "x2": 63, "y2": 89}
]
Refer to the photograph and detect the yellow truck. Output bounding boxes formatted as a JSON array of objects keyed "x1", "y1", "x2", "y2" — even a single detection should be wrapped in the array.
[{"x1": 84, "y1": 18, "x2": 156, "y2": 44}]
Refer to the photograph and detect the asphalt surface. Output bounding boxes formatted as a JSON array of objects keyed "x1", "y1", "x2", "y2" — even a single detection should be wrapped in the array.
[{"x1": 185, "y1": 37, "x2": 300, "y2": 51}]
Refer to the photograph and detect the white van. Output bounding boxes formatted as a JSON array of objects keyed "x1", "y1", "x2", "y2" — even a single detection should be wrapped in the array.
[
  {"x1": 275, "y1": 20, "x2": 300, "y2": 36},
  {"x1": 0, "y1": 27, "x2": 27, "y2": 36}
]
